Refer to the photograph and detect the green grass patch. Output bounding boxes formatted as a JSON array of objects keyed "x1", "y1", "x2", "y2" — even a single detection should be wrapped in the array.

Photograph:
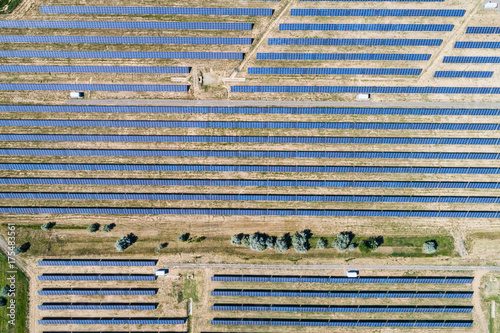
[
  {"x1": 180, "y1": 279, "x2": 199, "y2": 303},
  {"x1": 0, "y1": 251, "x2": 29, "y2": 333},
  {"x1": 0, "y1": 0, "x2": 22, "y2": 14}
]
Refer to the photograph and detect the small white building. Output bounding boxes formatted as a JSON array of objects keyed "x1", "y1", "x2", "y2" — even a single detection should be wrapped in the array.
[
  {"x1": 346, "y1": 271, "x2": 358, "y2": 278},
  {"x1": 356, "y1": 93, "x2": 370, "y2": 101},
  {"x1": 485, "y1": 1, "x2": 498, "y2": 9},
  {"x1": 155, "y1": 269, "x2": 168, "y2": 276},
  {"x1": 70, "y1": 92, "x2": 84, "y2": 98}
]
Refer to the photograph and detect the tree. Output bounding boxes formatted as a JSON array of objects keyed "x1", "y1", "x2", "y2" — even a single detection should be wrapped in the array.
[
  {"x1": 359, "y1": 237, "x2": 381, "y2": 254},
  {"x1": 332, "y1": 232, "x2": 354, "y2": 252},
  {"x1": 87, "y1": 223, "x2": 100, "y2": 233},
  {"x1": 266, "y1": 236, "x2": 277, "y2": 249},
  {"x1": 0, "y1": 285, "x2": 10, "y2": 297},
  {"x1": 0, "y1": 297, "x2": 6, "y2": 307},
  {"x1": 348, "y1": 243, "x2": 356, "y2": 251},
  {"x1": 423, "y1": 240, "x2": 438, "y2": 254},
  {"x1": 157, "y1": 242, "x2": 168, "y2": 250},
  {"x1": 316, "y1": 238, "x2": 328, "y2": 249},
  {"x1": 14, "y1": 243, "x2": 30, "y2": 255},
  {"x1": 231, "y1": 234, "x2": 243, "y2": 245},
  {"x1": 40, "y1": 222, "x2": 56, "y2": 231},
  {"x1": 292, "y1": 231, "x2": 311, "y2": 253},
  {"x1": 115, "y1": 233, "x2": 137, "y2": 252},
  {"x1": 178, "y1": 233, "x2": 190, "y2": 242},
  {"x1": 241, "y1": 234, "x2": 250, "y2": 247},
  {"x1": 102, "y1": 223, "x2": 115, "y2": 232},
  {"x1": 275, "y1": 236, "x2": 289, "y2": 253},
  {"x1": 249, "y1": 232, "x2": 268, "y2": 251}
]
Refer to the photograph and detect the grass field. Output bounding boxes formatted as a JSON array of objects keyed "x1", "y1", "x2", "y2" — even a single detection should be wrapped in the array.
[{"x1": 0, "y1": 251, "x2": 28, "y2": 333}]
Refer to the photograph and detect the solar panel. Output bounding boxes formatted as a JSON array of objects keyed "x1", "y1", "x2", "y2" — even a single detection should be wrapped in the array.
[
  {"x1": 248, "y1": 67, "x2": 422, "y2": 75},
  {"x1": 231, "y1": 86, "x2": 499, "y2": 94},
  {"x1": 0, "y1": 50, "x2": 244, "y2": 59},
  {"x1": 0, "y1": 84, "x2": 189, "y2": 91},
  {"x1": 280, "y1": 23, "x2": 453, "y2": 31},
  {"x1": 0, "y1": 65, "x2": 190, "y2": 74},
  {"x1": 268, "y1": 38, "x2": 442, "y2": 46},
  {"x1": 291, "y1": 9, "x2": 465, "y2": 16}
]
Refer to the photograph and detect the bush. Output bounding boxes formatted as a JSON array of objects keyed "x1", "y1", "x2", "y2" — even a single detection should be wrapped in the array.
[
  {"x1": 292, "y1": 230, "x2": 311, "y2": 253},
  {"x1": 13, "y1": 243, "x2": 30, "y2": 255},
  {"x1": 423, "y1": 240, "x2": 438, "y2": 254},
  {"x1": 0, "y1": 297, "x2": 6, "y2": 307},
  {"x1": 332, "y1": 232, "x2": 354, "y2": 252},
  {"x1": 359, "y1": 237, "x2": 381, "y2": 254},
  {"x1": 157, "y1": 242, "x2": 168, "y2": 250},
  {"x1": 316, "y1": 238, "x2": 328, "y2": 249},
  {"x1": 195, "y1": 236, "x2": 206, "y2": 243},
  {"x1": 0, "y1": 285, "x2": 10, "y2": 297},
  {"x1": 178, "y1": 233, "x2": 190, "y2": 242},
  {"x1": 40, "y1": 222, "x2": 56, "y2": 231},
  {"x1": 87, "y1": 223, "x2": 100, "y2": 233},
  {"x1": 241, "y1": 234, "x2": 250, "y2": 247},
  {"x1": 231, "y1": 234, "x2": 243, "y2": 245},
  {"x1": 115, "y1": 233, "x2": 137, "y2": 252},
  {"x1": 266, "y1": 236, "x2": 277, "y2": 249},
  {"x1": 249, "y1": 232, "x2": 268, "y2": 252},
  {"x1": 102, "y1": 223, "x2": 115, "y2": 232},
  {"x1": 275, "y1": 236, "x2": 289, "y2": 253},
  {"x1": 348, "y1": 243, "x2": 356, "y2": 251}
]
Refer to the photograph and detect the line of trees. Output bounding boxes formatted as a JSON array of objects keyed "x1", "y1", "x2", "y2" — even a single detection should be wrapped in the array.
[{"x1": 231, "y1": 230, "x2": 312, "y2": 253}]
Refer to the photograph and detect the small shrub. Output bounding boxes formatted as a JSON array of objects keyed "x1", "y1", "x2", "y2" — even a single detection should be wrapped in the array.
[
  {"x1": 231, "y1": 234, "x2": 243, "y2": 245},
  {"x1": 241, "y1": 234, "x2": 250, "y2": 247},
  {"x1": 40, "y1": 222, "x2": 56, "y2": 231},
  {"x1": 0, "y1": 297, "x2": 6, "y2": 307},
  {"x1": 316, "y1": 238, "x2": 328, "y2": 249},
  {"x1": 249, "y1": 232, "x2": 268, "y2": 251},
  {"x1": 157, "y1": 242, "x2": 168, "y2": 250},
  {"x1": 266, "y1": 236, "x2": 277, "y2": 249},
  {"x1": 115, "y1": 233, "x2": 137, "y2": 252},
  {"x1": 0, "y1": 285, "x2": 10, "y2": 297},
  {"x1": 348, "y1": 243, "x2": 356, "y2": 251},
  {"x1": 178, "y1": 233, "x2": 190, "y2": 242},
  {"x1": 332, "y1": 232, "x2": 354, "y2": 252},
  {"x1": 87, "y1": 223, "x2": 100, "y2": 233},
  {"x1": 102, "y1": 223, "x2": 115, "y2": 232},
  {"x1": 13, "y1": 243, "x2": 30, "y2": 255},
  {"x1": 423, "y1": 240, "x2": 438, "y2": 254},
  {"x1": 292, "y1": 230, "x2": 311, "y2": 253},
  {"x1": 275, "y1": 235, "x2": 289, "y2": 253},
  {"x1": 195, "y1": 236, "x2": 206, "y2": 243}
]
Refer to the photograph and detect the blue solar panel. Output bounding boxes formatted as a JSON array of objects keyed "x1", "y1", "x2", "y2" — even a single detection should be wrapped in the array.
[
  {"x1": 0, "y1": 35, "x2": 252, "y2": 45},
  {"x1": 291, "y1": 9, "x2": 465, "y2": 16},
  {"x1": 0, "y1": 65, "x2": 190, "y2": 74},
  {"x1": 455, "y1": 41, "x2": 500, "y2": 48},
  {"x1": 0, "y1": 20, "x2": 252, "y2": 30},
  {"x1": 0, "y1": 84, "x2": 189, "y2": 91},
  {"x1": 301, "y1": 0, "x2": 444, "y2": 2},
  {"x1": 443, "y1": 56, "x2": 500, "y2": 63},
  {"x1": 268, "y1": 38, "x2": 442, "y2": 46},
  {"x1": 38, "y1": 289, "x2": 157, "y2": 295},
  {"x1": 249, "y1": 67, "x2": 422, "y2": 75},
  {"x1": 466, "y1": 27, "x2": 500, "y2": 34},
  {"x1": 280, "y1": 23, "x2": 453, "y2": 31},
  {"x1": 39, "y1": 303, "x2": 157, "y2": 310},
  {"x1": 38, "y1": 274, "x2": 156, "y2": 280},
  {"x1": 39, "y1": 318, "x2": 186, "y2": 325},
  {"x1": 434, "y1": 71, "x2": 493, "y2": 78},
  {"x1": 38, "y1": 260, "x2": 156, "y2": 266},
  {"x1": 40, "y1": 6, "x2": 274, "y2": 16},
  {"x1": 0, "y1": 50, "x2": 244, "y2": 59}
]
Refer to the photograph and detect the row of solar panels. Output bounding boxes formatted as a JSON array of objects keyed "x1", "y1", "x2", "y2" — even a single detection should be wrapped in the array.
[
  {"x1": 0, "y1": 20, "x2": 253, "y2": 30},
  {"x1": 6, "y1": 164, "x2": 500, "y2": 175},
  {"x1": 40, "y1": 6, "x2": 274, "y2": 16},
  {"x1": 0, "y1": 84, "x2": 189, "y2": 91},
  {"x1": 301, "y1": 0, "x2": 445, "y2": 2},
  {"x1": 211, "y1": 290, "x2": 473, "y2": 298},
  {"x1": 6, "y1": 207, "x2": 500, "y2": 217},
  {"x1": 455, "y1": 42, "x2": 500, "y2": 49},
  {"x1": 5, "y1": 105, "x2": 498, "y2": 115},
  {"x1": 290, "y1": 9, "x2": 465, "y2": 16},
  {"x1": 248, "y1": 67, "x2": 422, "y2": 75},
  {"x1": 6, "y1": 177, "x2": 500, "y2": 189},
  {"x1": 232, "y1": 86, "x2": 500, "y2": 94},
  {"x1": 38, "y1": 260, "x2": 156, "y2": 266},
  {"x1": 10, "y1": 192, "x2": 500, "y2": 204},
  {"x1": 38, "y1": 318, "x2": 186, "y2": 325},
  {"x1": 0, "y1": 65, "x2": 190, "y2": 74},
  {"x1": 39, "y1": 304, "x2": 157, "y2": 310},
  {"x1": 467, "y1": 27, "x2": 500, "y2": 34},
  {"x1": 6, "y1": 119, "x2": 500, "y2": 129},
  {"x1": 0, "y1": 51, "x2": 245, "y2": 59},
  {"x1": 38, "y1": 289, "x2": 157, "y2": 295},
  {"x1": 211, "y1": 319, "x2": 472, "y2": 327},
  {"x1": 211, "y1": 305, "x2": 473, "y2": 313},
  {"x1": 279, "y1": 24, "x2": 454, "y2": 31},
  {"x1": 38, "y1": 275, "x2": 156, "y2": 281},
  {"x1": 257, "y1": 53, "x2": 430, "y2": 60},
  {"x1": 211, "y1": 276, "x2": 474, "y2": 283},
  {"x1": 0, "y1": 36, "x2": 253, "y2": 45},
  {"x1": 268, "y1": 38, "x2": 442, "y2": 46},
  {"x1": 7, "y1": 149, "x2": 500, "y2": 160},
  {"x1": 434, "y1": 71, "x2": 493, "y2": 78},
  {"x1": 8, "y1": 135, "x2": 500, "y2": 145},
  {"x1": 443, "y1": 56, "x2": 500, "y2": 63}
]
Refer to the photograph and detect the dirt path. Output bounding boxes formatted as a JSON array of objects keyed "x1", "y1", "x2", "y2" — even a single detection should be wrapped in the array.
[{"x1": 472, "y1": 270, "x2": 489, "y2": 333}]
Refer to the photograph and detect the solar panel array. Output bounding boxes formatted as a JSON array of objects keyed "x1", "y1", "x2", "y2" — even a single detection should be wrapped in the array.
[
  {"x1": 232, "y1": 86, "x2": 500, "y2": 94},
  {"x1": 466, "y1": 27, "x2": 500, "y2": 34},
  {"x1": 211, "y1": 290, "x2": 474, "y2": 298},
  {"x1": 443, "y1": 56, "x2": 500, "y2": 63},
  {"x1": 455, "y1": 42, "x2": 500, "y2": 48},
  {"x1": 38, "y1": 260, "x2": 156, "y2": 266},
  {"x1": 280, "y1": 23, "x2": 453, "y2": 31},
  {"x1": 434, "y1": 71, "x2": 493, "y2": 78},
  {"x1": 0, "y1": 65, "x2": 191, "y2": 74},
  {"x1": 0, "y1": 51, "x2": 244, "y2": 59},
  {"x1": 7, "y1": 134, "x2": 500, "y2": 145},
  {"x1": 40, "y1": 6, "x2": 274, "y2": 16},
  {"x1": 5, "y1": 177, "x2": 500, "y2": 188},
  {"x1": 301, "y1": 0, "x2": 445, "y2": 1},
  {"x1": 0, "y1": 35, "x2": 252, "y2": 45},
  {"x1": 0, "y1": 84, "x2": 189, "y2": 91},
  {"x1": 8, "y1": 192, "x2": 500, "y2": 204},
  {"x1": 291, "y1": 9, "x2": 465, "y2": 16},
  {"x1": 211, "y1": 319, "x2": 472, "y2": 327},
  {"x1": 268, "y1": 38, "x2": 442, "y2": 46},
  {"x1": 38, "y1": 318, "x2": 186, "y2": 325},
  {"x1": 257, "y1": 53, "x2": 431, "y2": 60},
  {"x1": 248, "y1": 67, "x2": 422, "y2": 75},
  {"x1": 0, "y1": 20, "x2": 252, "y2": 30},
  {"x1": 38, "y1": 289, "x2": 157, "y2": 296},
  {"x1": 7, "y1": 149, "x2": 500, "y2": 160},
  {"x1": 211, "y1": 275, "x2": 474, "y2": 283},
  {"x1": 212, "y1": 304, "x2": 473, "y2": 313},
  {"x1": 38, "y1": 275, "x2": 156, "y2": 281},
  {"x1": 39, "y1": 303, "x2": 157, "y2": 310}
]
